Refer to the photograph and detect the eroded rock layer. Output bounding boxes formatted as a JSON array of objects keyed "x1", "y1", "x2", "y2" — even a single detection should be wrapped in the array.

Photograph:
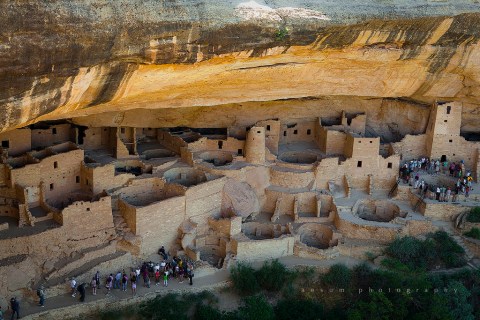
[{"x1": 1, "y1": 2, "x2": 480, "y2": 133}]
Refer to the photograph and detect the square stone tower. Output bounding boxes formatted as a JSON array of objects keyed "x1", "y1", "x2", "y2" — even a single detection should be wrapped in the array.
[{"x1": 425, "y1": 101, "x2": 463, "y2": 162}]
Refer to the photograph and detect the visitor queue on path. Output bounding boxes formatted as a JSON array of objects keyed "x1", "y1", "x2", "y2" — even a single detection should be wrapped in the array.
[
  {"x1": 23, "y1": 247, "x2": 195, "y2": 312},
  {"x1": 399, "y1": 157, "x2": 474, "y2": 202}
]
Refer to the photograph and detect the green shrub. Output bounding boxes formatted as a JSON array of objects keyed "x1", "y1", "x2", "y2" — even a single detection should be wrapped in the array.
[
  {"x1": 230, "y1": 262, "x2": 260, "y2": 296},
  {"x1": 194, "y1": 304, "x2": 224, "y2": 320},
  {"x1": 139, "y1": 293, "x2": 189, "y2": 320},
  {"x1": 322, "y1": 263, "x2": 352, "y2": 288},
  {"x1": 467, "y1": 207, "x2": 480, "y2": 223},
  {"x1": 274, "y1": 298, "x2": 324, "y2": 320},
  {"x1": 237, "y1": 294, "x2": 274, "y2": 320},
  {"x1": 385, "y1": 236, "x2": 427, "y2": 270},
  {"x1": 255, "y1": 259, "x2": 294, "y2": 292},
  {"x1": 464, "y1": 227, "x2": 480, "y2": 240},
  {"x1": 384, "y1": 231, "x2": 466, "y2": 271}
]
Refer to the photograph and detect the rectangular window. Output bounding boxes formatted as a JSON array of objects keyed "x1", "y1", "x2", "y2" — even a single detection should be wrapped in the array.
[
  {"x1": 307, "y1": 129, "x2": 311, "y2": 135},
  {"x1": 76, "y1": 176, "x2": 80, "y2": 183},
  {"x1": 447, "y1": 106, "x2": 451, "y2": 114},
  {"x1": 50, "y1": 183, "x2": 54, "y2": 190},
  {"x1": 257, "y1": 131, "x2": 261, "y2": 134},
  {"x1": 449, "y1": 139, "x2": 453, "y2": 143},
  {"x1": 86, "y1": 179, "x2": 89, "y2": 186},
  {"x1": 293, "y1": 130, "x2": 298, "y2": 135},
  {"x1": 283, "y1": 131, "x2": 286, "y2": 137},
  {"x1": 121, "y1": 128, "x2": 125, "y2": 134},
  {"x1": 238, "y1": 149, "x2": 243, "y2": 155},
  {"x1": 53, "y1": 161, "x2": 58, "y2": 169},
  {"x1": 357, "y1": 161, "x2": 362, "y2": 168},
  {"x1": 52, "y1": 128, "x2": 57, "y2": 134},
  {"x1": 1, "y1": 140, "x2": 9, "y2": 148},
  {"x1": 86, "y1": 208, "x2": 90, "y2": 211},
  {"x1": 369, "y1": 141, "x2": 373, "y2": 143},
  {"x1": 387, "y1": 162, "x2": 392, "y2": 169},
  {"x1": 266, "y1": 125, "x2": 271, "y2": 131},
  {"x1": 218, "y1": 141, "x2": 223, "y2": 149},
  {"x1": 444, "y1": 120, "x2": 448, "y2": 123}
]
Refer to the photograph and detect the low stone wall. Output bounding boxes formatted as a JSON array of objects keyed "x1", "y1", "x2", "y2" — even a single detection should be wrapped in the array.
[
  {"x1": 293, "y1": 242, "x2": 339, "y2": 260},
  {"x1": 231, "y1": 234, "x2": 295, "y2": 261}
]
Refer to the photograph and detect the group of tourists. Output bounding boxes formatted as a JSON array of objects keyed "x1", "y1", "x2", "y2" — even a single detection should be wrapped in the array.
[
  {"x1": 400, "y1": 157, "x2": 474, "y2": 202},
  {"x1": 0, "y1": 297, "x2": 20, "y2": 320},
  {"x1": 65, "y1": 247, "x2": 194, "y2": 305}
]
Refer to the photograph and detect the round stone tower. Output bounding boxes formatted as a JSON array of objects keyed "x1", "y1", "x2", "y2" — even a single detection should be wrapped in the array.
[{"x1": 245, "y1": 126, "x2": 265, "y2": 164}]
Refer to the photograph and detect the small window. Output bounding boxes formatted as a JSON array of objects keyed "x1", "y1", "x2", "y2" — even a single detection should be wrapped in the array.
[
  {"x1": 238, "y1": 149, "x2": 243, "y2": 155},
  {"x1": 257, "y1": 131, "x2": 261, "y2": 134},
  {"x1": 53, "y1": 161, "x2": 58, "y2": 169},
  {"x1": 266, "y1": 125, "x2": 271, "y2": 131},
  {"x1": 307, "y1": 129, "x2": 311, "y2": 135},
  {"x1": 218, "y1": 141, "x2": 223, "y2": 149},
  {"x1": 293, "y1": 130, "x2": 298, "y2": 135},
  {"x1": 52, "y1": 128, "x2": 57, "y2": 134},
  {"x1": 357, "y1": 161, "x2": 362, "y2": 168},
  {"x1": 453, "y1": 153, "x2": 456, "y2": 156},
  {"x1": 369, "y1": 141, "x2": 373, "y2": 143},
  {"x1": 283, "y1": 131, "x2": 287, "y2": 137},
  {"x1": 86, "y1": 208, "x2": 90, "y2": 212},
  {"x1": 50, "y1": 183, "x2": 54, "y2": 190},
  {"x1": 76, "y1": 176, "x2": 80, "y2": 183},
  {"x1": 449, "y1": 139, "x2": 453, "y2": 143},
  {"x1": 86, "y1": 179, "x2": 89, "y2": 186},
  {"x1": 358, "y1": 141, "x2": 362, "y2": 143},
  {"x1": 447, "y1": 106, "x2": 451, "y2": 114},
  {"x1": 387, "y1": 162, "x2": 393, "y2": 169},
  {"x1": 121, "y1": 128, "x2": 125, "y2": 134},
  {"x1": 444, "y1": 120, "x2": 447, "y2": 123},
  {"x1": 1, "y1": 140, "x2": 9, "y2": 148}
]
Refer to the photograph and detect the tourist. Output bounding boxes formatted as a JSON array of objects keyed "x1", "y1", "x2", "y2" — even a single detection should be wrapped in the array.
[
  {"x1": 91, "y1": 277, "x2": 97, "y2": 295},
  {"x1": 9, "y1": 297, "x2": 19, "y2": 320},
  {"x1": 131, "y1": 275, "x2": 137, "y2": 295},
  {"x1": 0, "y1": 305, "x2": 3, "y2": 320},
  {"x1": 122, "y1": 272, "x2": 128, "y2": 291},
  {"x1": 435, "y1": 187, "x2": 441, "y2": 201},
  {"x1": 446, "y1": 187, "x2": 452, "y2": 202},
  {"x1": 158, "y1": 246, "x2": 168, "y2": 260},
  {"x1": 135, "y1": 267, "x2": 140, "y2": 284},
  {"x1": 106, "y1": 274, "x2": 113, "y2": 294},
  {"x1": 143, "y1": 269, "x2": 150, "y2": 288},
  {"x1": 37, "y1": 285, "x2": 45, "y2": 307},
  {"x1": 155, "y1": 268, "x2": 160, "y2": 286},
  {"x1": 163, "y1": 269, "x2": 169, "y2": 287},
  {"x1": 94, "y1": 271, "x2": 100, "y2": 288},
  {"x1": 70, "y1": 278, "x2": 77, "y2": 297},
  {"x1": 114, "y1": 271, "x2": 122, "y2": 289},
  {"x1": 77, "y1": 282, "x2": 86, "y2": 302},
  {"x1": 187, "y1": 263, "x2": 194, "y2": 286}
]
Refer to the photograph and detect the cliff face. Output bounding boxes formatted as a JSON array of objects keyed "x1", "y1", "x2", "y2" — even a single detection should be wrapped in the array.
[{"x1": 1, "y1": 1, "x2": 480, "y2": 132}]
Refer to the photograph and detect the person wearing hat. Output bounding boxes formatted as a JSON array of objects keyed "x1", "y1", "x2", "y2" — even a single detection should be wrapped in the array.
[{"x1": 10, "y1": 297, "x2": 20, "y2": 319}]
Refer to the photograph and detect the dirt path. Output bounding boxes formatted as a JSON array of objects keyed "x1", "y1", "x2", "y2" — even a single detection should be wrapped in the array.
[{"x1": 13, "y1": 255, "x2": 367, "y2": 319}]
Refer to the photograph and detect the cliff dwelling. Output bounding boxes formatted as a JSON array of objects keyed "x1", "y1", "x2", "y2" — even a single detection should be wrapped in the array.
[{"x1": 1, "y1": 1, "x2": 480, "y2": 317}]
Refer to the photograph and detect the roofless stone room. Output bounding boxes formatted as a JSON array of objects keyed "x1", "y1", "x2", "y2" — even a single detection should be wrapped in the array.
[{"x1": 1, "y1": 1, "x2": 480, "y2": 319}]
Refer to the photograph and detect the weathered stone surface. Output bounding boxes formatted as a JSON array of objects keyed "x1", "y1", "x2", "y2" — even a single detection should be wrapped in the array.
[
  {"x1": 0, "y1": 2, "x2": 480, "y2": 132},
  {"x1": 222, "y1": 179, "x2": 260, "y2": 218}
]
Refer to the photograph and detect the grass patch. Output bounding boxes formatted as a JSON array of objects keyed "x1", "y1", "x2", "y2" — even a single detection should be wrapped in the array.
[
  {"x1": 464, "y1": 227, "x2": 480, "y2": 240},
  {"x1": 466, "y1": 207, "x2": 480, "y2": 222}
]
